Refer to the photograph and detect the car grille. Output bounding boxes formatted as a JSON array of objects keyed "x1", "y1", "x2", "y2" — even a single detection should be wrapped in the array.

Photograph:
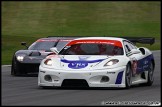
[
  {"x1": 61, "y1": 79, "x2": 89, "y2": 87},
  {"x1": 21, "y1": 63, "x2": 39, "y2": 73}
]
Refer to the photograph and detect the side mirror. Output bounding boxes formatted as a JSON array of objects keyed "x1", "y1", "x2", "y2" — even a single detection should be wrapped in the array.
[
  {"x1": 50, "y1": 47, "x2": 59, "y2": 54},
  {"x1": 127, "y1": 49, "x2": 141, "y2": 56},
  {"x1": 131, "y1": 49, "x2": 141, "y2": 54},
  {"x1": 21, "y1": 42, "x2": 28, "y2": 49}
]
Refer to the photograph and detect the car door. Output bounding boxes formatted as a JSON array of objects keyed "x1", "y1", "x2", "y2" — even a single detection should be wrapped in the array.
[{"x1": 123, "y1": 41, "x2": 145, "y2": 75}]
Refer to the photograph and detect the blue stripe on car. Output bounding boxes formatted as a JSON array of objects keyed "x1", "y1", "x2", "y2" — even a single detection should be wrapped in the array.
[
  {"x1": 61, "y1": 59, "x2": 105, "y2": 63},
  {"x1": 115, "y1": 71, "x2": 124, "y2": 84}
]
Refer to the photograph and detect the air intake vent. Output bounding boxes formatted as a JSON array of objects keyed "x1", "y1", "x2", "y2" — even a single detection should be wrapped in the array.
[
  {"x1": 30, "y1": 51, "x2": 41, "y2": 56},
  {"x1": 62, "y1": 79, "x2": 89, "y2": 87}
]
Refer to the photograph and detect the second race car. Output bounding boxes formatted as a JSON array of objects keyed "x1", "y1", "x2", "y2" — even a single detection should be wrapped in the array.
[{"x1": 11, "y1": 37, "x2": 73, "y2": 76}]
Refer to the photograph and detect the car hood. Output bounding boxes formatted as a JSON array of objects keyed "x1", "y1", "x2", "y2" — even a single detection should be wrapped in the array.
[
  {"x1": 15, "y1": 50, "x2": 53, "y2": 63},
  {"x1": 16, "y1": 50, "x2": 52, "y2": 56},
  {"x1": 51, "y1": 55, "x2": 109, "y2": 70}
]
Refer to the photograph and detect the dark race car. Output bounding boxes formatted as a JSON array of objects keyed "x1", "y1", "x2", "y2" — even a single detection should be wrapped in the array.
[{"x1": 11, "y1": 37, "x2": 73, "y2": 76}]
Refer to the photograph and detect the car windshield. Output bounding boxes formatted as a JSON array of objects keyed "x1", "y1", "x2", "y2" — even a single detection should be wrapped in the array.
[
  {"x1": 28, "y1": 39, "x2": 70, "y2": 52},
  {"x1": 59, "y1": 41, "x2": 124, "y2": 55},
  {"x1": 56, "y1": 40, "x2": 72, "y2": 52}
]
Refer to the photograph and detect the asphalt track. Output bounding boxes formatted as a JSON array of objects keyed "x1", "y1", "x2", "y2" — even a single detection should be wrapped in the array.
[{"x1": 1, "y1": 51, "x2": 161, "y2": 106}]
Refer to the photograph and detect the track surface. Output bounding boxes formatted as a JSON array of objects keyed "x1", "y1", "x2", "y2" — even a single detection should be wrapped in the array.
[{"x1": 2, "y1": 51, "x2": 161, "y2": 106}]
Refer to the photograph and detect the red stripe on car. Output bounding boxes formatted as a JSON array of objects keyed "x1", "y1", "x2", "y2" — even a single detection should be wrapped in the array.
[
  {"x1": 66, "y1": 40, "x2": 123, "y2": 47},
  {"x1": 36, "y1": 39, "x2": 72, "y2": 42}
]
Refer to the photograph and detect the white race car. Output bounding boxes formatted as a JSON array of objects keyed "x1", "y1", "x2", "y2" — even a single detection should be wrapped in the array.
[{"x1": 38, "y1": 37, "x2": 155, "y2": 89}]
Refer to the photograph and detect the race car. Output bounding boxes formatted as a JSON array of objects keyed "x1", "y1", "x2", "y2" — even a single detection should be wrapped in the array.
[
  {"x1": 38, "y1": 37, "x2": 155, "y2": 89},
  {"x1": 11, "y1": 37, "x2": 73, "y2": 76}
]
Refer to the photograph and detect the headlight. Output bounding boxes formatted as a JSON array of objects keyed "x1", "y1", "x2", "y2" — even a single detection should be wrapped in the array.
[
  {"x1": 104, "y1": 59, "x2": 119, "y2": 66},
  {"x1": 44, "y1": 59, "x2": 52, "y2": 66},
  {"x1": 16, "y1": 56, "x2": 25, "y2": 61}
]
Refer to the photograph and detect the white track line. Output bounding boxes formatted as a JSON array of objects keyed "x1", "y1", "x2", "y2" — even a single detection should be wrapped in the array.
[{"x1": 2, "y1": 65, "x2": 11, "y2": 67}]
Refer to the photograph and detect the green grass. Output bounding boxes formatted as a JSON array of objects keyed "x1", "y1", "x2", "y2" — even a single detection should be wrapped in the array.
[{"x1": 2, "y1": 1, "x2": 160, "y2": 64}]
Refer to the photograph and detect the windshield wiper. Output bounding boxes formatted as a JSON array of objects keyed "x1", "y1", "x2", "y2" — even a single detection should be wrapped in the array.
[{"x1": 53, "y1": 39, "x2": 60, "y2": 47}]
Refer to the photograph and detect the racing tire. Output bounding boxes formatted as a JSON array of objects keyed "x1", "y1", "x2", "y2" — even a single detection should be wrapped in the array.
[
  {"x1": 11, "y1": 59, "x2": 21, "y2": 76},
  {"x1": 11, "y1": 57, "x2": 26, "y2": 76},
  {"x1": 145, "y1": 62, "x2": 154, "y2": 86},
  {"x1": 40, "y1": 86, "x2": 54, "y2": 89},
  {"x1": 125, "y1": 64, "x2": 132, "y2": 89}
]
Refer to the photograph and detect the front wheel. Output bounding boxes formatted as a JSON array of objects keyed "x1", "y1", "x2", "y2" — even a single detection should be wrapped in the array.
[
  {"x1": 11, "y1": 57, "x2": 26, "y2": 76},
  {"x1": 125, "y1": 64, "x2": 132, "y2": 89},
  {"x1": 11, "y1": 57, "x2": 20, "y2": 76},
  {"x1": 11, "y1": 60, "x2": 21, "y2": 76}
]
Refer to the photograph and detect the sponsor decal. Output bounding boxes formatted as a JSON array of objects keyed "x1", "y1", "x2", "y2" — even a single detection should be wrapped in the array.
[
  {"x1": 144, "y1": 59, "x2": 148, "y2": 65},
  {"x1": 132, "y1": 58, "x2": 138, "y2": 75},
  {"x1": 66, "y1": 40, "x2": 122, "y2": 47},
  {"x1": 136, "y1": 54, "x2": 153, "y2": 73},
  {"x1": 132, "y1": 61, "x2": 137, "y2": 75},
  {"x1": 61, "y1": 57, "x2": 105, "y2": 69},
  {"x1": 78, "y1": 56, "x2": 90, "y2": 60},
  {"x1": 68, "y1": 62, "x2": 88, "y2": 69},
  {"x1": 143, "y1": 59, "x2": 149, "y2": 70}
]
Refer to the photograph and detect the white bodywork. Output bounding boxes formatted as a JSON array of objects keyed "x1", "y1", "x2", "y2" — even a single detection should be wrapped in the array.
[{"x1": 38, "y1": 37, "x2": 154, "y2": 88}]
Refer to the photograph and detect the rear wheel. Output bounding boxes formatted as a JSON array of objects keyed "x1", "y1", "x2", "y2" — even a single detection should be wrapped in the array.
[
  {"x1": 145, "y1": 62, "x2": 154, "y2": 86},
  {"x1": 125, "y1": 64, "x2": 132, "y2": 89}
]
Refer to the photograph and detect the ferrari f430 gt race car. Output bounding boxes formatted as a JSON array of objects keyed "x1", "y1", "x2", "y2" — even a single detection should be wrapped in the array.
[
  {"x1": 38, "y1": 37, "x2": 155, "y2": 89},
  {"x1": 11, "y1": 37, "x2": 73, "y2": 76}
]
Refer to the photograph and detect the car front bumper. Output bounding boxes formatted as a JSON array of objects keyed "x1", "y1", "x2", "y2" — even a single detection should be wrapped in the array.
[{"x1": 38, "y1": 66, "x2": 126, "y2": 88}]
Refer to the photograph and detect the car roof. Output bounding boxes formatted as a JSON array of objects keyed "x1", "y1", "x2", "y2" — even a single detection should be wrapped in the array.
[
  {"x1": 39, "y1": 37, "x2": 73, "y2": 40},
  {"x1": 36, "y1": 37, "x2": 128, "y2": 43},
  {"x1": 73, "y1": 37, "x2": 126, "y2": 42},
  {"x1": 35, "y1": 37, "x2": 74, "y2": 42}
]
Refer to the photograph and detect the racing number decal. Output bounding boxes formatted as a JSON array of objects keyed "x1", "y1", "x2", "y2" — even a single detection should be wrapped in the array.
[{"x1": 132, "y1": 58, "x2": 138, "y2": 75}]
